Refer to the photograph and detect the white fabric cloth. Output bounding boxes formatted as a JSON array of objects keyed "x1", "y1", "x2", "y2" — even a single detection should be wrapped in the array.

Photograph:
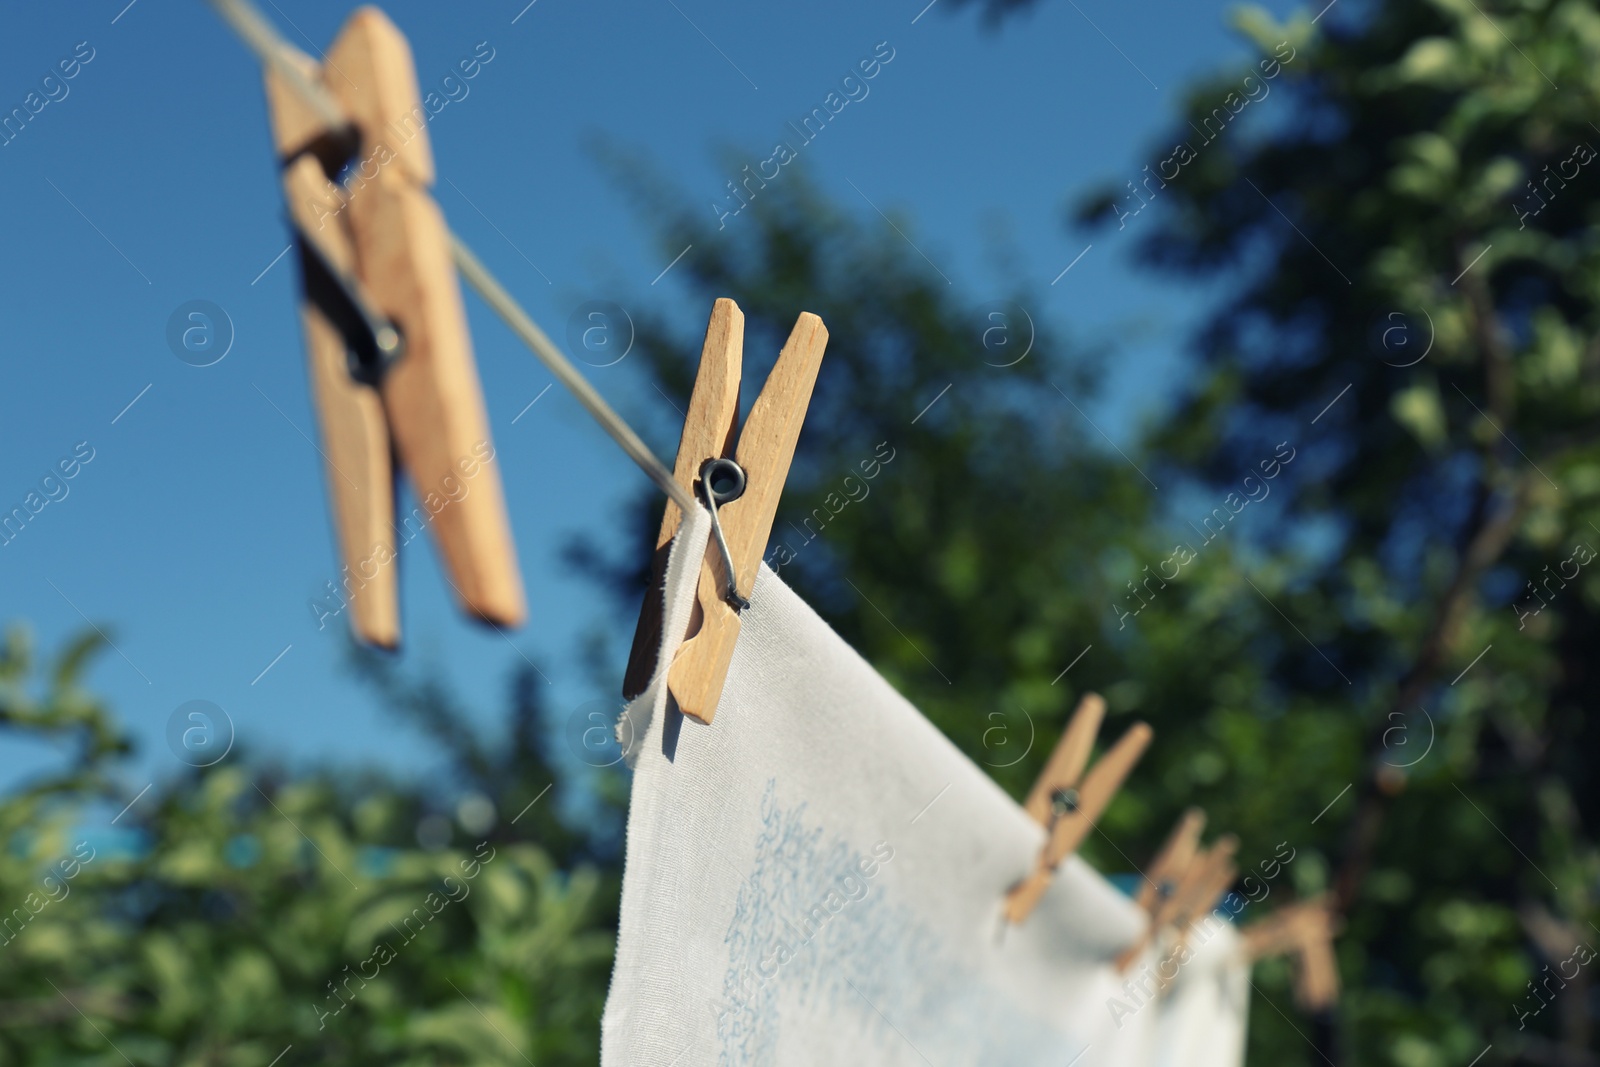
[
  {"x1": 603, "y1": 507, "x2": 1174, "y2": 1066},
  {"x1": 1149, "y1": 919, "x2": 1250, "y2": 1067}
]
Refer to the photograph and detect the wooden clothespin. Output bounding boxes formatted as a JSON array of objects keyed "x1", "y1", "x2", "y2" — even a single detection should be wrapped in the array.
[
  {"x1": 1135, "y1": 808, "x2": 1207, "y2": 914},
  {"x1": 1114, "y1": 807, "x2": 1207, "y2": 969},
  {"x1": 1161, "y1": 834, "x2": 1239, "y2": 957},
  {"x1": 262, "y1": 7, "x2": 523, "y2": 647},
  {"x1": 1118, "y1": 834, "x2": 1236, "y2": 977},
  {"x1": 1242, "y1": 895, "x2": 1340, "y2": 1010},
  {"x1": 1003, "y1": 693, "x2": 1152, "y2": 924},
  {"x1": 622, "y1": 298, "x2": 828, "y2": 723}
]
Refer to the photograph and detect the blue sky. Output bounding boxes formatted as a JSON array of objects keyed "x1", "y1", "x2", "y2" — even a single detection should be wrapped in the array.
[{"x1": 0, "y1": 0, "x2": 1302, "y2": 795}]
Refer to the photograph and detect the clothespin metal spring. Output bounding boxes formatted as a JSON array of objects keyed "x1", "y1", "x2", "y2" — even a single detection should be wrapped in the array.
[
  {"x1": 290, "y1": 215, "x2": 405, "y2": 386},
  {"x1": 1050, "y1": 787, "x2": 1081, "y2": 818},
  {"x1": 699, "y1": 458, "x2": 750, "y2": 612}
]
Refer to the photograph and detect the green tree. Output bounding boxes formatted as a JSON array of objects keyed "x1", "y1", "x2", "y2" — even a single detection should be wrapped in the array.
[
  {"x1": 1099, "y1": 2, "x2": 1600, "y2": 1063},
  {"x1": 0, "y1": 627, "x2": 618, "y2": 1066}
]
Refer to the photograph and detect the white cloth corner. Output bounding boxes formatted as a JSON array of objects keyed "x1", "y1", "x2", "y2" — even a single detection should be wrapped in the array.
[{"x1": 603, "y1": 511, "x2": 1172, "y2": 1066}]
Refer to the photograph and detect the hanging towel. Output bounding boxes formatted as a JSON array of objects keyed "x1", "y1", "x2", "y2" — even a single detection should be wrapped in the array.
[{"x1": 602, "y1": 507, "x2": 1161, "y2": 1066}]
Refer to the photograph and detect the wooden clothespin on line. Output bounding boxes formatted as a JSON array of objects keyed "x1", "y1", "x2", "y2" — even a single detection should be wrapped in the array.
[
  {"x1": 1135, "y1": 808, "x2": 1207, "y2": 914},
  {"x1": 1242, "y1": 895, "x2": 1340, "y2": 1010},
  {"x1": 219, "y1": 0, "x2": 820, "y2": 705},
  {"x1": 259, "y1": 5, "x2": 522, "y2": 647},
  {"x1": 1113, "y1": 825, "x2": 1235, "y2": 979},
  {"x1": 215, "y1": 0, "x2": 697, "y2": 538},
  {"x1": 1159, "y1": 833, "x2": 1239, "y2": 958},
  {"x1": 218, "y1": 0, "x2": 702, "y2": 650},
  {"x1": 1004, "y1": 693, "x2": 1153, "y2": 924},
  {"x1": 622, "y1": 298, "x2": 829, "y2": 724},
  {"x1": 1114, "y1": 807, "x2": 1207, "y2": 969}
]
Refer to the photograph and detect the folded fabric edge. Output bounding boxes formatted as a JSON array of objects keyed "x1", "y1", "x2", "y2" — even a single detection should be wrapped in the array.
[{"x1": 617, "y1": 505, "x2": 713, "y2": 766}]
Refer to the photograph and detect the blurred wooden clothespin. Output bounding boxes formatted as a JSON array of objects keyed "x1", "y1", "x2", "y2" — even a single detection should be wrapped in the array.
[
  {"x1": 262, "y1": 6, "x2": 523, "y2": 647},
  {"x1": 1160, "y1": 833, "x2": 1239, "y2": 958},
  {"x1": 1136, "y1": 808, "x2": 1208, "y2": 914},
  {"x1": 622, "y1": 298, "x2": 828, "y2": 723},
  {"x1": 1004, "y1": 693, "x2": 1152, "y2": 924},
  {"x1": 1115, "y1": 807, "x2": 1207, "y2": 969},
  {"x1": 1242, "y1": 895, "x2": 1340, "y2": 1010}
]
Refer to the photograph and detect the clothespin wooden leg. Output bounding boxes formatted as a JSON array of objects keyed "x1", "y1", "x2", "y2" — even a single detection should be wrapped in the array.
[
  {"x1": 1022, "y1": 693, "x2": 1105, "y2": 826},
  {"x1": 266, "y1": 59, "x2": 399, "y2": 647},
  {"x1": 1298, "y1": 913, "x2": 1340, "y2": 1010},
  {"x1": 326, "y1": 9, "x2": 524, "y2": 631},
  {"x1": 1135, "y1": 808, "x2": 1206, "y2": 914},
  {"x1": 287, "y1": 159, "x2": 400, "y2": 645},
  {"x1": 622, "y1": 298, "x2": 744, "y2": 699}
]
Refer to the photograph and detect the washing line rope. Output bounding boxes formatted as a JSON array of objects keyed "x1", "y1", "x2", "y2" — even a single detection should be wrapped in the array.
[{"x1": 202, "y1": 0, "x2": 698, "y2": 519}]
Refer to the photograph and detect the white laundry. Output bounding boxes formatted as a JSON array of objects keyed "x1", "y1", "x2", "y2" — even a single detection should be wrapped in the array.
[
  {"x1": 1148, "y1": 918, "x2": 1250, "y2": 1067},
  {"x1": 602, "y1": 507, "x2": 1178, "y2": 1066}
]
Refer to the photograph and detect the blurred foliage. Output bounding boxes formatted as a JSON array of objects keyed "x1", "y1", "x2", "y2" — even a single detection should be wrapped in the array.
[
  {"x1": 589, "y1": 0, "x2": 1600, "y2": 1063},
  {"x1": 1113, "y1": 1, "x2": 1600, "y2": 1062},
  {"x1": 6, "y1": 1, "x2": 1598, "y2": 1064},
  {"x1": 0, "y1": 629, "x2": 618, "y2": 1065}
]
